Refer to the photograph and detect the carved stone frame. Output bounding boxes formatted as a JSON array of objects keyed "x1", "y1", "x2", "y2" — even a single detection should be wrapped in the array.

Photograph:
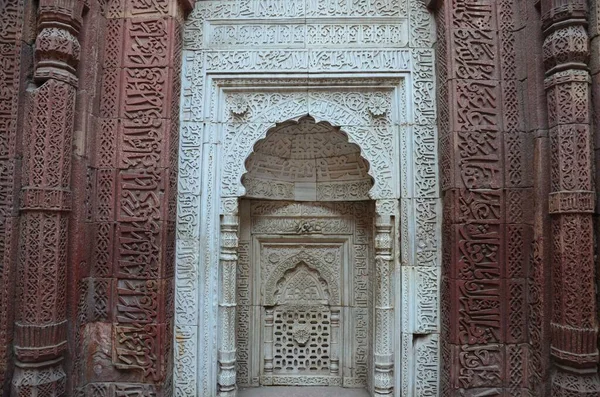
[
  {"x1": 217, "y1": 76, "x2": 403, "y2": 397},
  {"x1": 176, "y1": 3, "x2": 441, "y2": 395},
  {"x1": 176, "y1": 70, "x2": 440, "y2": 397},
  {"x1": 217, "y1": 197, "x2": 397, "y2": 396},
  {"x1": 258, "y1": 245, "x2": 343, "y2": 387}
]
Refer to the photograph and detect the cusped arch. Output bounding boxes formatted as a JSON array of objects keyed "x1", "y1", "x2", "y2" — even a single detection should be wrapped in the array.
[
  {"x1": 273, "y1": 262, "x2": 330, "y2": 305},
  {"x1": 221, "y1": 97, "x2": 396, "y2": 199},
  {"x1": 263, "y1": 251, "x2": 340, "y2": 306},
  {"x1": 242, "y1": 115, "x2": 374, "y2": 201}
]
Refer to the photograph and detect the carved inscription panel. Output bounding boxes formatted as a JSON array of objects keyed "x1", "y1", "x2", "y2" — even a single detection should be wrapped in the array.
[{"x1": 237, "y1": 200, "x2": 373, "y2": 388}]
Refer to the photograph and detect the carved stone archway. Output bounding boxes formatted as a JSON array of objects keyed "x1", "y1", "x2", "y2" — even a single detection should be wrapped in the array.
[
  {"x1": 242, "y1": 116, "x2": 374, "y2": 202},
  {"x1": 175, "y1": 1, "x2": 441, "y2": 396},
  {"x1": 217, "y1": 112, "x2": 398, "y2": 395},
  {"x1": 175, "y1": 76, "x2": 439, "y2": 396},
  {"x1": 233, "y1": 116, "x2": 388, "y2": 392}
]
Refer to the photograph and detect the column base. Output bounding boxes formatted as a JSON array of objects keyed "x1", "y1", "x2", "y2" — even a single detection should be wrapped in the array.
[
  {"x1": 218, "y1": 389, "x2": 238, "y2": 397},
  {"x1": 11, "y1": 360, "x2": 66, "y2": 397},
  {"x1": 551, "y1": 368, "x2": 600, "y2": 396},
  {"x1": 373, "y1": 366, "x2": 393, "y2": 396}
]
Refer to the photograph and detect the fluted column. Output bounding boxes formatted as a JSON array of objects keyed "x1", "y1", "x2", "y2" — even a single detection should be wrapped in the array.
[
  {"x1": 11, "y1": 0, "x2": 82, "y2": 395},
  {"x1": 541, "y1": 0, "x2": 600, "y2": 394}
]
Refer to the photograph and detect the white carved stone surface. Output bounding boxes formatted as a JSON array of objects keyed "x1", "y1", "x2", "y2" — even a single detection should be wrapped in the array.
[
  {"x1": 238, "y1": 201, "x2": 372, "y2": 389},
  {"x1": 176, "y1": 0, "x2": 440, "y2": 395},
  {"x1": 214, "y1": 86, "x2": 399, "y2": 200},
  {"x1": 242, "y1": 116, "x2": 373, "y2": 202},
  {"x1": 273, "y1": 306, "x2": 332, "y2": 372}
]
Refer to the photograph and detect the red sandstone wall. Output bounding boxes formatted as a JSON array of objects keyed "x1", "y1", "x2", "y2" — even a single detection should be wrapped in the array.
[
  {"x1": 0, "y1": 0, "x2": 28, "y2": 393},
  {"x1": 433, "y1": 0, "x2": 547, "y2": 394},
  {"x1": 0, "y1": 0, "x2": 189, "y2": 394},
  {"x1": 2, "y1": 0, "x2": 600, "y2": 395},
  {"x1": 69, "y1": 0, "x2": 109, "y2": 394},
  {"x1": 75, "y1": 0, "x2": 190, "y2": 394},
  {"x1": 592, "y1": 2, "x2": 600, "y2": 374},
  {"x1": 434, "y1": 0, "x2": 600, "y2": 394}
]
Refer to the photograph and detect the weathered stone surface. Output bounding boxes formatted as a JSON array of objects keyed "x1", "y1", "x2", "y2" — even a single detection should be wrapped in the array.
[
  {"x1": 10, "y1": 0, "x2": 83, "y2": 395},
  {"x1": 1, "y1": 0, "x2": 599, "y2": 395},
  {"x1": 239, "y1": 386, "x2": 370, "y2": 397},
  {"x1": 176, "y1": 1, "x2": 441, "y2": 395},
  {"x1": 541, "y1": 0, "x2": 600, "y2": 393}
]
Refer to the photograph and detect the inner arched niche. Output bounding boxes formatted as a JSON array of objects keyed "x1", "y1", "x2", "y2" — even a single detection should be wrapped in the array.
[
  {"x1": 241, "y1": 115, "x2": 374, "y2": 201},
  {"x1": 236, "y1": 115, "x2": 377, "y2": 392}
]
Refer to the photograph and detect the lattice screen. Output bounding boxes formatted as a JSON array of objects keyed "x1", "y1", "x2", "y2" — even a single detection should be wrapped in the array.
[{"x1": 273, "y1": 306, "x2": 331, "y2": 375}]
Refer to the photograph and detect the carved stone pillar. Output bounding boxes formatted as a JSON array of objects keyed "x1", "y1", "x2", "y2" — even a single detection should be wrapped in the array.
[
  {"x1": 218, "y1": 199, "x2": 239, "y2": 396},
  {"x1": 330, "y1": 308, "x2": 340, "y2": 377},
  {"x1": 542, "y1": 0, "x2": 600, "y2": 394},
  {"x1": 262, "y1": 308, "x2": 275, "y2": 384},
  {"x1": 11, "y1": 0, "x2": 82, "y2": 395},
  {"x1": 373, "y1": 200, "x2": 395, "y2": 396}
]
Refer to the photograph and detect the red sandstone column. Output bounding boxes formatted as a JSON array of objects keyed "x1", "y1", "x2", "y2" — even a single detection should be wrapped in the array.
[
  {"x1": 541, "y1": 0, "x2": 600, "y2": 394},
  {"x1": 10, "y1": 0, "x2": 82, "y2": 395}
]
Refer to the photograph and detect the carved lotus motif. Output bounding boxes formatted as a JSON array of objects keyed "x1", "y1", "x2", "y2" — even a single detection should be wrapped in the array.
[
  {"x1": 367, "y1": 95, "x2": 389, "y2": 116},
  {"x1": 230, "y1": 96, "x2": 249, "y2": 116},
  {"x1": 293, "y1": 325, "x2": 311, "y2": 346}
]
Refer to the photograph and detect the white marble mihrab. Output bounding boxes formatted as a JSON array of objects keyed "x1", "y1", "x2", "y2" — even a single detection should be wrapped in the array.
[{"x1": 176, "y1": 0, "x2": 440, "y2": 396}]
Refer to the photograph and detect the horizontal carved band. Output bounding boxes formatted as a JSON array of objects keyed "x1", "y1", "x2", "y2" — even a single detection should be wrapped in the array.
[
  {"x1": 21, "y1": 188, "x2": 72, "y2": 211},
  {"x1": 542, "y1": 3, "x2": 587, "y2": 30},
  {"x1": 15, "y1": 321, "x2": 67, "y2": 362},
  {"x1": 549, "y1": 191, "x2": 594, "y2": 214},
  {"x1": 551, "y1": 347, "x2": 600, "y2": 368},
  {"x1": 34, "y1": 64, "x2": 79, "y2": 86},
  {"x1": 261, "y1": 375, "x2": 343, "y2": 386},
  {"x1": 544, "y1": 69, "x2": 590, "y2": 89},
  {"x1": 14, "y1": 342, "x2": 68, "y2": 363},
  {"x1": 551, "y1": 322, "x2": 599, "y2": 366},
  {"x1": 14, "y1": 320, "x2": 68, "y2": 362},
  {"x1": 253, "y1": 217, "x2": 353, "y2": 235},
  {"x1": 14, "y1": 321, "x2": 68, "y2": 348}
]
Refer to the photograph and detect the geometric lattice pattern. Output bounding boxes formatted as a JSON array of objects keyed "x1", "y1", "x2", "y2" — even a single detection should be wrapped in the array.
[{"x1": 273, "y1": 307, "x2": 331, "y2": 375}]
